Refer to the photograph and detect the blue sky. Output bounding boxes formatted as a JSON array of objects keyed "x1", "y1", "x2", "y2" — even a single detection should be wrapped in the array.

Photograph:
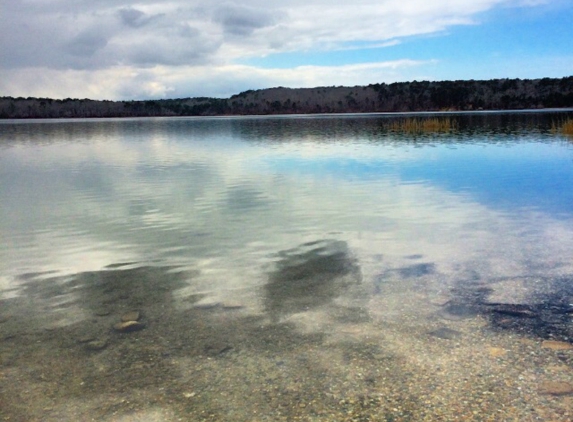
[
  {"x1": 0, "y1": 0, "x2": 572, "y2": 100},
  {"x1": 244, "y1": 3, "x2": 573, "y2": 75},
  {"x1": 266, "y1": 140, "x2": 573, "y2": 217}
]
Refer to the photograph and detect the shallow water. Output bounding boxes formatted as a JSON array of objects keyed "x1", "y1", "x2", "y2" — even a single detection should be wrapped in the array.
[{"x1": 1, "y1": 111, "x2": 573, "y2": 421}]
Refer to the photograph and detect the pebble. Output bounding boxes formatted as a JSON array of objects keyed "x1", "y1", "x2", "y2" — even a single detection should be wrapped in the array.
[
  {"x1": 84, "y1": 338, "x2": 109, "y2": 351},
  {"x1": 194, "y1": 302, "x2": 221, "y2": 310},
  {"x1": 428, "y1": 327, "x2": 461, "y2": 340},
  {"x1": 441, "y1": 303, "x2": 478, "y2": 320},
  {"x1": 121, "y1": 311, "x2": 141, "y2": 322},
  {"x1": 77, "y1": 335, "x2": 97, "y2": 344},
  {"x1": 429, "y1": 295, "x2": 451, "y2": 307},
  {"x1": 490, "y1": 304, "x2": 537, "y2": 318},
  {"x1": 538, "y1": 381, "x2": 573, "y2": 396},
  {"x1": 222, "y1": 302, "x2": 244, "y2": 310},
  {"x1": 204, "y1": 343, "x2": 233, "y2": 356},
  {"x1": 113, "y1": 321, "x2": 145, "y2": 332}
]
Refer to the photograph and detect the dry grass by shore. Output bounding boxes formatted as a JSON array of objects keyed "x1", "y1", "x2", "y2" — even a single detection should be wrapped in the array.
[
  {"x1": 551, "y1": 118, "x2": 573, "y2": 135},
  {"x1": 386, "y1": 117, "x2": 458, "y2": 134}
]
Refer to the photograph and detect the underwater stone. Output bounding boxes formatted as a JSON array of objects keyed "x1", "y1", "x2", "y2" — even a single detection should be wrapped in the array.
[
  {"x1": 121, "y1": 311, "x2": 141, "y2": 322},
  {"x1": 84, "y1": 338, "x2": 109, "y2": 351},
  {"x1": 113, "y1": 321, "x2": 145, "y2": 332}
]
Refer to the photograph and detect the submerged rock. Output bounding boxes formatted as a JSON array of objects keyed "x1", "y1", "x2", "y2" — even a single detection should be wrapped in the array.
[
  {"x1": 113, "y1": 321, "x2": 145, "y2": 333},
  {"x1": 84, "y1": 338, "x2": 109, "y2": 351},
  {"x1": 541, "y1": 340, "x2": 573, "y2": 351},
  {"x1": 439, "y1": 302, "x2": 478, "y2": 321},
  {"x1": 428, "y1": 327, "x2": 461, "y2": 340},
  {"x1": 538, "y1": 381, "x2": 573, "y2": 396},
  {"x1": 77, "y1": 335, "x2": 97, "y2": 344},
  {"x1": 204, "y1": 343, "x2": 233, "y2": 356},
  {"x1": 222, "y1": 302, "x2": 244, "y2": 310},
  {"x1": 488, "y1": 304, "x2": 537, "y2": 318},
  {"x1": 121, "y1": 310, "x2": 141, "y2": 322}
]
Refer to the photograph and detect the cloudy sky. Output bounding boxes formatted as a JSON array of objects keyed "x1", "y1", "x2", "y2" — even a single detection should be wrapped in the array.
[{"x1": 1, "y1": 0, "x2": 572, "y2": 100}]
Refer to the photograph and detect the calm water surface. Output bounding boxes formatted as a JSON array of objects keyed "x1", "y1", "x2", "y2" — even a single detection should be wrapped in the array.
[{"x1": 1, "y1": 112, "x2": 573, "y2": 421}]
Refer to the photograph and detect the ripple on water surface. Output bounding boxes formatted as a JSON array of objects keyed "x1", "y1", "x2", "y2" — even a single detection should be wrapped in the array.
[{"x1": 1, "y1": 113, "x2": 573, "y2": 420}]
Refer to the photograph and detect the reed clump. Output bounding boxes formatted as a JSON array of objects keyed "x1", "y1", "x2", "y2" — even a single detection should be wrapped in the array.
[
  {"x1": 552, "y1": 118, "x2": 573, "y2": 135},
  {"x1": 386, "y1": 117, "x2": 458, "y2": 133}
]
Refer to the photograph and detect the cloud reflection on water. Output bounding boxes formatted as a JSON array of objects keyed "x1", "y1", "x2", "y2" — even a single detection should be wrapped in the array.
[
  {"x1": 3, "y1": 114, "x2": 573, "y2": 422},
  {"x1": 1, "y1": 116, "x2": 573, "y2": 321}
]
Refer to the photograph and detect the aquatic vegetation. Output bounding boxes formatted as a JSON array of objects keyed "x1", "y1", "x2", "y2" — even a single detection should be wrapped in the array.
[
  {"x1": 561, "y1": 118, "x2": 573, "y2": 135},
  {"x1": 386, "y1": 117, "x2": 458, "y2": 133},
  {"x1": 551, "y1": 118, "x2": 573, "y2": 135}
]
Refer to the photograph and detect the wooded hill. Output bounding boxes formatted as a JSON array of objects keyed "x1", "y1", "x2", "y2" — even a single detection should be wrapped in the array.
[{"x1": 1, "y1": 77, "x2": 573, "y2": 119}]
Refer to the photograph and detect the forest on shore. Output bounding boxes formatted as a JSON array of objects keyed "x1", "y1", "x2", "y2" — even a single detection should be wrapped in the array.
[{"x1": 1, "y1": 76, "x2": 573, "y2": 119}]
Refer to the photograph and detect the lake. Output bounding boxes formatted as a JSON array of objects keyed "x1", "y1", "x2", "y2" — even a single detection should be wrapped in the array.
[{"x1": 1, "y1": 111, "x2": 573, "y2": 421}]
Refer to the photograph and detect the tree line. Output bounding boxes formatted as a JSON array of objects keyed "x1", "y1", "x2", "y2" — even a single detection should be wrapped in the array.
[{"x1": 1, "y1": 77, "x2": 572, "y2": 119}]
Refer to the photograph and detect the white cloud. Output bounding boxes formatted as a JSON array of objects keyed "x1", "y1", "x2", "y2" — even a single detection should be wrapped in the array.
[
  {"x1": 0, "y1": 60, "x2": 433, "y2": 100},
  {"x1": 0, "y1": 0, "x2": 559, "y2": 99},
  {"x1": 213, "y1": 3, "x2": 280, "y2": 37}
]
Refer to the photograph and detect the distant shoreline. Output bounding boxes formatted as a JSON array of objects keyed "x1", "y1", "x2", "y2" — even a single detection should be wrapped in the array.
[
  {"x1": 2, "y1": 76, "x2": 572, "y2": 119},
  {"x1": 3, "y1": 108, "x2": 573, "y2": 123}
]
